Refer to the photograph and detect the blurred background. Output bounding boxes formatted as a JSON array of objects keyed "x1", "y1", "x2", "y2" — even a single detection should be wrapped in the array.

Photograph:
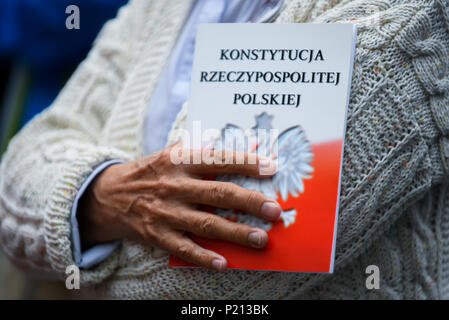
[{"x1": 0, "y1": 0, "x2": 127, "y2": 299}]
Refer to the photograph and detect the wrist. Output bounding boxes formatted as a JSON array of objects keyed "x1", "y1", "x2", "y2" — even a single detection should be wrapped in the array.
[{"x1": 78, "y1": 165, "x2": 124, "y2": 246}]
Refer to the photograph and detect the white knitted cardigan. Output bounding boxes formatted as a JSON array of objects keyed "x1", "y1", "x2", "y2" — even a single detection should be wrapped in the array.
[{"x1": 0, "y1": 0, "x2": 448, "y2": 299}]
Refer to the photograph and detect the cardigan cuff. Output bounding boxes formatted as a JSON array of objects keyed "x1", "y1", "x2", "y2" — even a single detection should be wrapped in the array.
[
  {"x1": 43, "y1": 146, "x2": 132, "y2": 285},
  {"x1": 71, "y1": 159, "x2": 125, "y2": 269}
]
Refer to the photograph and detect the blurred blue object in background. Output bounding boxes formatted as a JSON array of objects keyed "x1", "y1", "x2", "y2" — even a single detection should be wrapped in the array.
[
  {"x1": 0, "y1": 0, "x2": 127, "y2": 299},
  {"x1": 0, "y1": 0, "x2": 128, "y2": 67},
  {"x1": 0, "y1": 0, "x2": 128, "y2": 153}
]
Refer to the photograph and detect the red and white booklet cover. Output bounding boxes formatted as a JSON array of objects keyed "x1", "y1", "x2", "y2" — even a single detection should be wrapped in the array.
[{"x1": 170, "y1": 23, "x2": 357, "y2": 273}]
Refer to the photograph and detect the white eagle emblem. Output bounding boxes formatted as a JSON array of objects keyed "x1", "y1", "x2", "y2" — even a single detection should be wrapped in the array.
[{"x1": 213, "y1": 112, "x2": 313, "y2": 230}]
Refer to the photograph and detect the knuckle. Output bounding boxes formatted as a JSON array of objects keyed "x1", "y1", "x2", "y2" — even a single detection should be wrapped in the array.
[
  {"x1": 146, "y1": 180, "x2": 167, "y2": 197},
  {"x1": 160, "y1": 147, "x2": 173, "y2": 161},
  {"x1": 139, "y1": 198, "x2": 159, "y2": 214},
  {"x1": 246, "y1": 189, "x2": 261, "y2": 208},
  {"x1": 177, "y1": 244, "x2": 192, "y2": 257},
  {"x1": 139, "y1": 201, "x2": 170, "y2": 227},
  {"x1": 209, "y1": 184, "x2": 227, "y2": 202},
  {"x1": 132, "y1": 196, "x2": 147, "y2": 211},
  {"x1": 198, "y1": 215, "x2": 216, "y2": 234},
  {"x1": 152, "y1": 176, "x2": 187, "y2": 198},
  {"x1": 170, "y1": 177, "x2": 185, "y2": 192},
  {"x1": 213, "y1": 150, "x2": 236, "y2": 168},
  {"x1": 225, "y1": 182, "x2": 240, "y2": 197},
  {"x1": 132, "y1": 196, "x2": 156, "y2": 216},
  {"x1": 147, "y1": 148, "x2": 173, "y2": 171},
  {"x1": 156, "y1": 179, "x2": 180, "y2": 196}
]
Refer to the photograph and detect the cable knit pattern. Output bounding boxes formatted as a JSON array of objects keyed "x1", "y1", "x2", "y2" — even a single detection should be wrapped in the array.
[{"x1": 0, "y1": 0, "x2": 448, "y2": 299}]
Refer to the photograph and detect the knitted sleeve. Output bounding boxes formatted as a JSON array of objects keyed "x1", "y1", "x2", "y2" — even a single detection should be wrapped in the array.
[
  {"x1": 166, "y1": 0, "x2": 449, "y2": 298},
  {"x1": 0, "y1": 0, "x2": 146, "y2": 285},
  {"x1": 276, "y1": 0, "x2": 449, "y2": 295},
  {"x1": 308, "y1": 0, "x2": 449, "y2": 274}
]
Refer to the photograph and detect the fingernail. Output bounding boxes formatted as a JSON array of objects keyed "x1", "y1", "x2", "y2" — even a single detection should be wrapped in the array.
[
  {"x1": 260, "y1": 201, "x2": 281, "y2": 220},
  {"x1": 211, "y1": 258, "x2": 226, "y2": 271},
  {"x1": 258, "y1": 158, "x2": 276, "y2": 175},
  {"x1": 248, "y1": 231, "x2": 268, "y2": 248}
]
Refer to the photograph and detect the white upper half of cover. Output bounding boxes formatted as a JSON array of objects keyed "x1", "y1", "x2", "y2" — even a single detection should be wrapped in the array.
[{"x1": 187, "y1": 23, "x2": 357, "y2": 145}]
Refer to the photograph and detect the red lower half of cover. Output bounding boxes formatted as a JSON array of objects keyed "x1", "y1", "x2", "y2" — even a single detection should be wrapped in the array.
[{"x1": 169, "y1": 139, "x2": 342, "y2": 272}]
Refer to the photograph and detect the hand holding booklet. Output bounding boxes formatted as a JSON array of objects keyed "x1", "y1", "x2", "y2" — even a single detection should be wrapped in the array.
[{"x1": 169, "y1": 23, "x2": 357, "y2": 273}]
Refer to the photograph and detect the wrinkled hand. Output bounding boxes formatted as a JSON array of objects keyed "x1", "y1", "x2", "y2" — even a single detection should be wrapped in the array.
[{"x1": 78, "y1": 142, "x2": 280, "y2": 271}]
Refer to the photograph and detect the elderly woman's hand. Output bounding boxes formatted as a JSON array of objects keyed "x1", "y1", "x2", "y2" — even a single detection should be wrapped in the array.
[{"x1": 78, "y1": 142, "x2": 281, "y2": 271}]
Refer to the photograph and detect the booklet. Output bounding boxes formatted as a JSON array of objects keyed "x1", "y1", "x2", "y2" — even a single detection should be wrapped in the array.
[{"x1": 169, "y1": 23, "x2": 357, "y2": 273}]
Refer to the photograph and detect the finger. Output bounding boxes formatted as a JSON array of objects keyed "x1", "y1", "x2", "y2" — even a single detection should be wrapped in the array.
[
  {"x1": 183, "y1": 149, "x2": 276, "y2": 177},
  {"x1": 183, "y1": 179, "x2": 281, "y2": 221},
  {"x1": 176, "y1": 209, "x2": 269, "y2": 249},
  {"x1": 159, "y1": 231, "x2": 227, "y2": 271}
]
